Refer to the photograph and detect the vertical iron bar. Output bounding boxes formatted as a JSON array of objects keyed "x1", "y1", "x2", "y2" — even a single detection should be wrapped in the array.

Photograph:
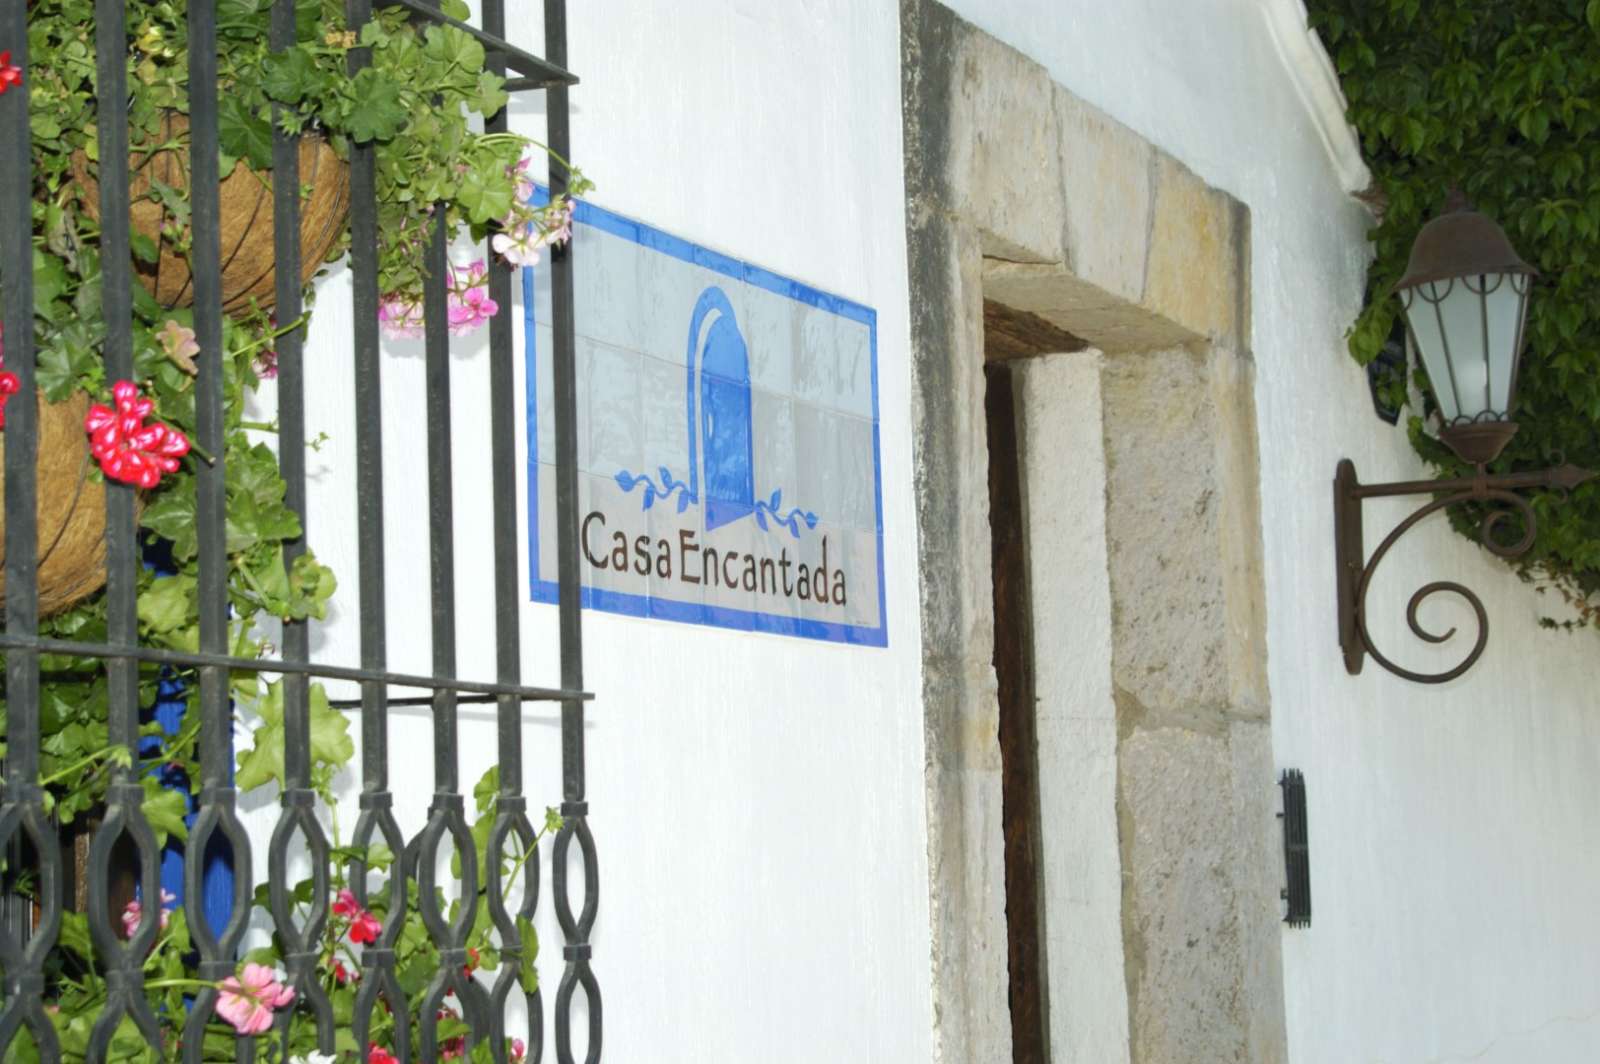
[
  {"x1": 412, "y1": 100, "x2": 490, "y2": 1055},
  {"x1": 0, "y1": 5, "x2": 62, "y2": 1057},
  {"x1": 424, "y1": 212, "x2": 458, "y2": 799},
  {"x1": 348, "y1": 0, "x2": 388, "y2": 801},
  {"x1": 342, "y1": 2, "x2": 412, "y2": 1059},
  {"x1": 545, "y1": 3, "x2": 602, "y2": 1061},
  {"x1": 266, "y1": 0, "x2": 335, "y2": 1052},
  {"x1": 180, "y1": 2, "x2": 256, "y2": 1059},
  {"x1": 546, "y1": 0, "x2": 583, "y2": 800},
  {"x1": 484, "y1": 0, "x2": 523, "y2": 804},
  {"x1": 274, "y1": 0, "x2": 312, "y2": 802},
  {"x1": 83, "y1": 1, "x2": 164, "y2": 1056},
  {"x1": 482, "y1": 4, "x2": 541, "y2": 1060}
]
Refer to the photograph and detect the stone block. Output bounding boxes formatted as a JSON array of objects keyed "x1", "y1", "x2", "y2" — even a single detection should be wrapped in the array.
[
  {"x1": 1016, "y1": 351, "x2": 1135, "y2": 1063},
  {"x1": 1119, "y1": 726, "x2": 1252, "y2": 1064},
  {"x1": 1227, "y1": 719, "x2": 1289, "y2": 1064},
  {"x1": 1101, "y1": 349, "x2": 1232, "y2": 720},
  {"x1": 1143, "y1": 153, "x2": 1248, "y2": 348},
  {"x1": 944, "y1": 28, "x2": 1067, "y2": 263},
  {"x1": 1056, "y1": 88, "x2": 1155, "y2": 307},
  {"x1": 1210, "y1": 348, "x2": 1271, "y2": 718},
  {"x1": 983, "y1": 260, "x2": 1202, "y2": 354}
]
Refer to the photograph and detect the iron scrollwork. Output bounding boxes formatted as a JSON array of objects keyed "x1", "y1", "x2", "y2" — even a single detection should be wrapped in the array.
[{"x1": 1335, "y1": 458, "x2": 1596, "y2": 683}]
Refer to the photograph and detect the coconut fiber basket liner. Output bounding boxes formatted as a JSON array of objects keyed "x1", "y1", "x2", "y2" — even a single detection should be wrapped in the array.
[
  {"x1": 0, "y1": 391, "x2": 121, "y2": 617},
  {"x1": 76, "y1": 112, "x2": 349, "y2": 314}
]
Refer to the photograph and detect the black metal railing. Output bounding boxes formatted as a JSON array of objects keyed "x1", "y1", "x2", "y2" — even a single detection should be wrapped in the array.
[{"x1": 0, "y1": 0, "x2": 600, "y2": 1059}]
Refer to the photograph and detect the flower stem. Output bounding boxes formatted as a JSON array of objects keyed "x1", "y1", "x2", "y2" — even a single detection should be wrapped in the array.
[
  {"x1": 144, "y1": 978, "x2": 219, "y2": 991},
  {"x1": 39, "y1": 744, "x2": 129, "y2": 787}
]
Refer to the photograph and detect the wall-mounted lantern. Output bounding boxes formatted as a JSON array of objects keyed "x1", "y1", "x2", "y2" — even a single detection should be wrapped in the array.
[{"x1": 1335, "y1": 192, "x2": 1595, "y2": 683}]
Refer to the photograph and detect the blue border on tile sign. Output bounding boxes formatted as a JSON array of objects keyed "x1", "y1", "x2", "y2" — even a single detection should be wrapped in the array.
[{"x1": 523, "y1": 195, "x2": 887, "y2": 647}]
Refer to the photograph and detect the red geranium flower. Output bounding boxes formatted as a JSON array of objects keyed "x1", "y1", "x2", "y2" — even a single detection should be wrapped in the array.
[
  {"x1": 368, "y1": 1046, "x2": 399, "y2": 1064},
  {"x1": 333, "y1": 888, "x2": 383, "y2": 945},
  {"x1": 0, "y1": 370, "x2": 18, "y2": 429},
  {"x1": 0, "y1": 51, "x2": 22, "y2": 95},
  {"x1": 82, "y1": 380, "x2": 190, "y2": 488},
  {"x1": 0, "y1": 322, "x2": 16, "y2": 428}
]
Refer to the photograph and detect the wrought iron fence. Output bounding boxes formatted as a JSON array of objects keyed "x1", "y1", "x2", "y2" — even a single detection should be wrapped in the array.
[{"x1": 0, "y1": 0, "x2": 599, "y2": 1059}]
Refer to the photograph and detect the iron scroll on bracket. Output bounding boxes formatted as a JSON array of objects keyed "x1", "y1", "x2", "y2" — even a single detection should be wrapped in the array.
[{"x1": 1334, "y1": 457, "x2": 1596, "y2": 684}]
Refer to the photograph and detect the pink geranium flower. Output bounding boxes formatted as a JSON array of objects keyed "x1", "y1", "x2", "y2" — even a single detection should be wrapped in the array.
[
  {"x1": 378, "y1": 294, "x2": 426, "y2": 340},
  {"x1": 368, "y1": 1045, "x2": 399, "y2": 1064},
  {"x1": 492, "y1": 196, "x2": 576, "y2": 269},
  {"x1": 216, "y1": 963, "x2": 294, "y2": 1035},
  {"x1": 156, "y1": 319, "x2": 200, "y2": 374},
  {"x1": 491, "y1": 222, "x2": 544, "y2": 268},
  {"x1": 121, "y1": 889, "x2": 177, "y2": 938},
  {"x1": 445, "y1": 259, "x2": 499, "y2": 336}
]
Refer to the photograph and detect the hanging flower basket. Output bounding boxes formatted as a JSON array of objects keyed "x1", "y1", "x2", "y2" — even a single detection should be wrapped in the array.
[
  {"x1": 0, "y1": 390, "x2": 112, "y2": 616},
  {"x1": 74, "y1": 112, "x2": 349, "y2": 314}
]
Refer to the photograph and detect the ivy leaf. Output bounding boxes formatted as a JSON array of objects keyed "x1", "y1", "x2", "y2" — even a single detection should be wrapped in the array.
[
  {"x1": 141, "y1": 483, "x2": 200, "y2": 561},
  {"x1": 140, "y1": 775, "x2": 190, "y2": 847},
  {"x1": 129, "y1": 231, "x2": 160, "y2": 265},
  {"x1": 234, "y1": 688, "x2": 286, "y2": 793},
  {"x1": 424, "y1": 24, "x2": 486, "y2": 74},
  {"x1": 31, "y1": 247, "x2": 70, "y2": 314},
  {"x1": 473, "y1": 765, "x2": 500, "y2": 816},
  {"x1": 308, "y1": 684, "x2": 354, "y2": 777},
  {"x1": 288, "y1": 553, "x2": 338, "y2": 620},
  {"x1": 138, "y1": 574, "x2": 195, "y2": 634},
  {"x1": 235, "y1": 681, "x2": 352, "y2": 792},
  {"x1": 455, "y1": 165, "x2": 513, "y2": 226},
  {"x1": 258, "y1": 48, "x2": 319, "y2": 106},
  {"x1": 515, "y1": 914, "x2": 540, "y2": 994},
  {"x1": 346, "y1": 68, "x2": 408, "y2": 143},
  {"x1": 36, "y1": 336, "x2": 97, "y2": 402},
  {"x1": 217, "y1": 95, "x2": 274, "y2": 171}
]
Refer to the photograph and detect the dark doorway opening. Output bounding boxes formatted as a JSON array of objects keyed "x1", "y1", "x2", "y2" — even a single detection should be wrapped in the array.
[{"x1": 985, "y1": 358, "x2": 1050, "y2": 1064}]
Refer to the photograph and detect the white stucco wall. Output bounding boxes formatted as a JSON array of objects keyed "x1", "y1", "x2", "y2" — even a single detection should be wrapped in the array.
[
  {"x1": 947, "y1": 2, "x2": 1600, "y2": 1061},
  {"x1": 235, "y1": 2, "x2": 1600, "y2": 1060},
  {"x1": 263, "y1": 3, "x2": 932, "y2": 1061}
]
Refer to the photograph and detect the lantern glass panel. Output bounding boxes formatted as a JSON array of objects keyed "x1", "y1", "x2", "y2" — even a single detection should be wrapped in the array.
[{"x1": 1401, "y1": 271, "x2": 1529, "y2": 423}]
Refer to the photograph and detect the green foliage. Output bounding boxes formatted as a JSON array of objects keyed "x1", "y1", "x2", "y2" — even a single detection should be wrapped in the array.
[
  {"x1": 26, "y1": 0, "x2": 549, "y2": 304},
  {"x1": 7, "y1": 2, "x2": 573, "y2": 1054},
  {"x1": 1309, "y1": 0, "x2": 1600, "y2": 627}
]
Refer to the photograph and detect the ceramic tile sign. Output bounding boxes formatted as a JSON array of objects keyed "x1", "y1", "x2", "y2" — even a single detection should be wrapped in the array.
[{"x1": 523, "y1": 198, "x2": 886, "y2": 646}]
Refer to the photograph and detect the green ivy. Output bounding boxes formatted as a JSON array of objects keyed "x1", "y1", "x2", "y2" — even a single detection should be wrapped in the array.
[{"x1": 1309, "y1": 0, "x2": 1600, "y2": 629}]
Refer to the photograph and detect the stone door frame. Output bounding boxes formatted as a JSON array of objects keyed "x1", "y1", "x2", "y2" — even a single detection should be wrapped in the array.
[{"x1": 901, "y1": 3, "x2": 1288, "y2": 1061}]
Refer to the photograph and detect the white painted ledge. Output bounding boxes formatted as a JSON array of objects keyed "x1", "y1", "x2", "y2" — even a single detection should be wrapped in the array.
[{"x1": 1260, "y1": 0, "x2": 1372, "y2": 194}]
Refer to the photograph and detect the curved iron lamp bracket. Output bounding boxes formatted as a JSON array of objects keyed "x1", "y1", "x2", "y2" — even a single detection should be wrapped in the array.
[{"x1": 1335, "y1": 458, "x2": 1596, "y2": 683}]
